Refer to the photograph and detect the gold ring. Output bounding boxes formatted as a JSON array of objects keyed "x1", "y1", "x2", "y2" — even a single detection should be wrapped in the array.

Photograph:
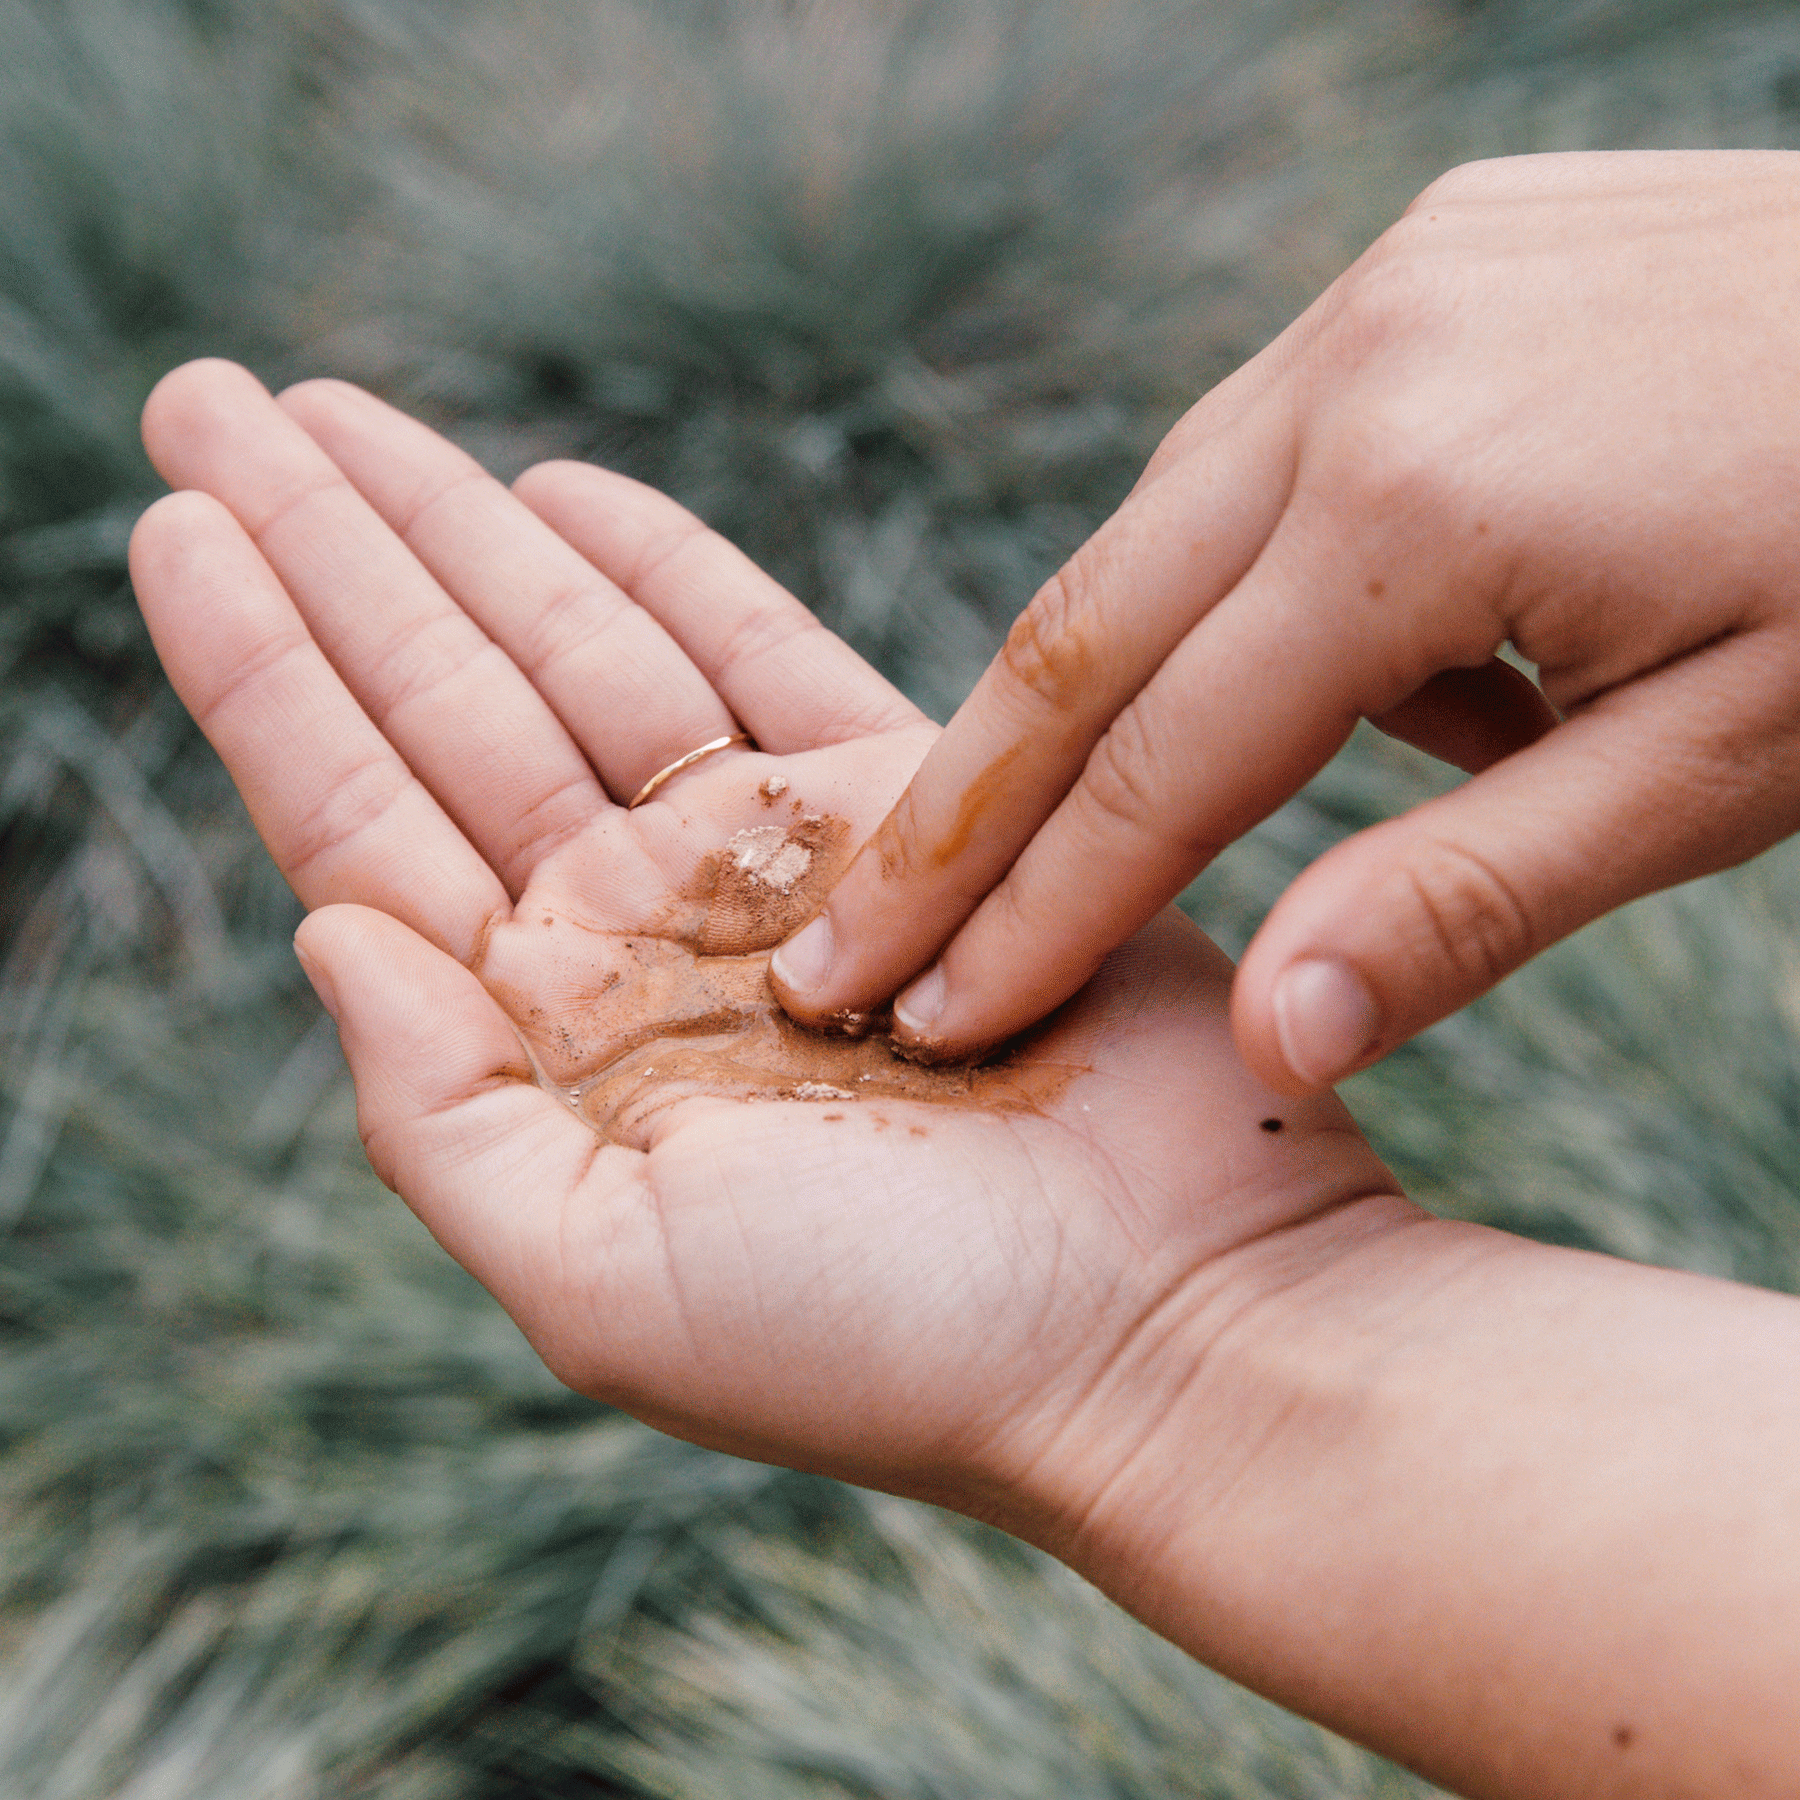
[{"x1": 627, "y1": 732, "x2": 753, "y2": 810}]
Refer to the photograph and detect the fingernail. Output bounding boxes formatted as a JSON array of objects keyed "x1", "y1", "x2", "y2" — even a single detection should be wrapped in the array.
[
  {"x1": 893, "y1": 963, "x2": 946, "y2": 1035},
  {"x1": 1272, "y1": 958, "x2": 1381, "y2": 1086},
  {"x1": 294, "y1": 939, "x2": 340, "y2": 1022},
  {"x1": 772, "y1": 913, "x2": 834, "y2": 995}
]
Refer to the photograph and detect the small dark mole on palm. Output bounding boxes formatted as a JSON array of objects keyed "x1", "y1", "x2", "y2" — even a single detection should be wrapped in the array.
[
  {"x1": 1612, "y1": 1725, "x2": 1634, "y2": 1750},
  {"x1": 1259, "y1": 1117, "x2": 1283, "y2": 1133}
]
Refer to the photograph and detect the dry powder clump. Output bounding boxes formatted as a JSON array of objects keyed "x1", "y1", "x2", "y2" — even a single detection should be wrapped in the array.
[
  {"x1": 682, "y1": 810, "x2": 849, "y2": 956},
  {"x1": 727, "y1": 824, "x2": 813, "y2": 894}
]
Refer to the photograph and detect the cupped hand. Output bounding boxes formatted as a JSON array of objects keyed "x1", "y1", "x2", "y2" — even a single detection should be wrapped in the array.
[
  {"x1": 127, "y1": 361, "x2": 1400, "y2": 1547},
  {"x1": 770, "y1": 149, "x2": 1800, "y2": 1093}
]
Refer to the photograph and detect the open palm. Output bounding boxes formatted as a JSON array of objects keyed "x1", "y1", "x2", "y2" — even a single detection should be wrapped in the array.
[{"x1": 129, "y1": 362, "x2": 1396, "y2": 1532}]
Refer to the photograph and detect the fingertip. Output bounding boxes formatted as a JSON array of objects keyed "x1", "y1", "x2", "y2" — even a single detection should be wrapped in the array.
[
  {"x1": 144, "y1": 355, "x2": 259, "y2": 415},
  {"x1": 274, "y1": 375, "x2": 369, "y2": 427},
  {"x1": 292, "y1": 899, "x2": 359, "y2": 966},
  {"x1": 295, "y1": 901, "x2": 482, "y2": 1006},
  {"x1": 128, "y1": 491, "x2": 261, "y2": 659},
  {"x1": 1231, "y1": 967, "x2": 1324, "y2": 1097},
  {"x1": 291, "y1": 921, "x2": 341, "y2": 1022},
  {"x1": 128, "y1": 487, "x2": 228, "y2": 579},
  {"x1": 768, "y1": 911, "x2": 835, "y2": 1007},
  {"x1": 1267, "y1": 957, "x2": 1384, "y2": 1090},
  {"x1": 141, "y1": 358, "x2": 270, "y2": 476},
  {"x1": 293, "y1": 903, "x2": 391, "y2": 1023},
  {"x1": 511, "y1": 460, "x2": 647, "y2": 535},
  {"x1": 1233, "y1": 893, "x2": 1395, "y2": 1094},
  {"x1": 288, "y1": 908, "x2": 614, "y2": 1328},
  {"x1": 890, "y1": 963, "x2": 945, "y2": 1037},
  {"x1": 510, "y1": 458, "x2": 593, "y2": 504},
  {"x1": 292, "y1": 904, "x2": 530, "y2": 1114}
]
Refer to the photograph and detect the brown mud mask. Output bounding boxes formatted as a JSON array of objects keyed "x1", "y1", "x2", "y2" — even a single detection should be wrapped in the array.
[{"x1": 496, "y1": 803, "x2": 1062, "y2": 1144}]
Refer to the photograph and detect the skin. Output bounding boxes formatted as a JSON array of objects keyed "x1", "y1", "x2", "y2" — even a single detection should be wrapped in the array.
[
  {"x1": 130, "y1": 360, "x2": 1800, "y2": 1798},
  {"x1": 768, "y1": 149, "x2": 1800, "y2": 1095}
]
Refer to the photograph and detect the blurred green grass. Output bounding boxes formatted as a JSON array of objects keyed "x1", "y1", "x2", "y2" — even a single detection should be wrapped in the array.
[{"x1": 5, "y1": 2, "x2": 1800, "y2": 1794}]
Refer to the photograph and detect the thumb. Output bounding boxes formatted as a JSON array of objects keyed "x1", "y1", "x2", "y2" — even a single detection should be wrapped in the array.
[
  {"x1": 292, "y1": 904, "x2": 646, "y2": 1366},
  {"x1": 1232, "y1": 635, "x2": 1800, "y2": 1092}
]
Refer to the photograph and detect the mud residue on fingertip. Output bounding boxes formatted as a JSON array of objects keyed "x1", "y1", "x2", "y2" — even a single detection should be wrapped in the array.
[{"x1": 888, "y1": 1028, "x2": 1006, "y2": 1069}]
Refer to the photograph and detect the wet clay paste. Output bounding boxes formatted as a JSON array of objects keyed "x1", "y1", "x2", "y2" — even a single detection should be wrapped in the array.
[{"x1": 513, "y1": 806, "x2": 1053, "y2": 1142}]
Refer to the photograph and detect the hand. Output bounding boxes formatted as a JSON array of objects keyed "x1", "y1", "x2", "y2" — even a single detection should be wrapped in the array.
[
  {"x1": 127, "y1": 360, "x2": 1400, "y2": 1545},
  {"x1": 128, "y1": 363, "x2": 1800, "y2": 1800},
  {"x1": 769, "y1": 149, "x2": 1800, "y2": 1093}
]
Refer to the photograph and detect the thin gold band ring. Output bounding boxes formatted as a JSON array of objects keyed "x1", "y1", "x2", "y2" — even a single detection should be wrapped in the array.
[{"x1": 626, "y1": 732, "x2": 753, "y2": 810}]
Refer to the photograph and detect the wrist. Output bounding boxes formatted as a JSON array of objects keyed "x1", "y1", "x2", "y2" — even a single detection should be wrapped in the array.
[
  {"x1": 1000, "y1": 1202, "x2": 1800, "y2": 1800},
  {"x1": 986, "y1": 1187, "x2": 1430, "y2": 1585}
]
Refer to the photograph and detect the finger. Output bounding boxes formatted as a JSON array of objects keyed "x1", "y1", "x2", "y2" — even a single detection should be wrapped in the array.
[
  {"x1": 1371, "y1": 659, "x2": 1560, "y2": 774},
  {"x1": 276, "y1": 380, "x2": 745, "y2": 804},
  {"x1": 1233, "y1": 627, "x2": 1800, "y2": 1092},
  {"x1": 778, "y1": 512, "x2": 1540, "y2": 1055},
  {"x1": 513, "y1": 460, "x2": 925, "y2": 750},
  {"x1": 768, "y1": 394, "x2": 1300, "y2": 1023},
  {"x1": 821, "y1": 526, "x2": 1391, "y2": 1056},
  {"x1": 141, "y1": 360, "x2": 606, "y2": 893},
  {"x1": 129, "y1": 490, "x2": 508, "y2": 961},
  {"x1": 292, "y1": 903, "x2": 652, "y2": 1385}
]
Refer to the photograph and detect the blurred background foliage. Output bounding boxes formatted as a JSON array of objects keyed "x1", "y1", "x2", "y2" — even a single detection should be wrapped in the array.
[{"x1": 4, "y1": 1, "x2": 1800, "y2": 1793}]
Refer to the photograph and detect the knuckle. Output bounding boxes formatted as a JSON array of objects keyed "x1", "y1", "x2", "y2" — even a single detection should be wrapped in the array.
[
  {"x1": 397, "y1": 466, "x2": 488, "y2": 541},
  {"x1": 1301, "y1": 372, "x2": 1475, "y2": 546},
  {"x1": 1296, "y1": 394, "x2": 1468, "y2": 546},
  {"x1": 1000, "y1": 560, "x2": 1101, "y2": 711},
  {"x1": 514, "y1": 572, "x2": 610, "y2": 674},
  {"x1": 1312, "y1": 209, "x2": 1470, "y2": 400},
  {"x1": 1074, "y1": 706, "x2": 1171, "y2": 847},
  {"x1": 372, "y1": 618, "x2": 500, "y2": 719},
  {"x1": 710, "y1": 597, "x2": 813, "y2": 684},
  {"x1": 869, "y1": 785, "x2": 930, "y2": 884},
  {"x1": 1318, "y1": 245, "x2": 1434, "y2": 363},
  {"x1": 1397, "y1": 837, "x2": 1538, "y2": 990},
  {"x1": 286, "y1": 753, "x2": 410, "y2": 881}
]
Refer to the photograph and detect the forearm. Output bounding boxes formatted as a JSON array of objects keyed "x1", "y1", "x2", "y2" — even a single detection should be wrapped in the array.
[{"x1": 1040, "y1": 1200, "x2": 1800, "y2": 1799}]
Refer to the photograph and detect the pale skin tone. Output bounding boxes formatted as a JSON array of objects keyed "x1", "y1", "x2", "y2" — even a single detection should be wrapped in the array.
[
  {"x1": 770, "y1": 149, "x2": 1800, "y2": 1098},
  {"x1": 130, "y1": 358, "x2": 1800, "y2": 1799}
]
